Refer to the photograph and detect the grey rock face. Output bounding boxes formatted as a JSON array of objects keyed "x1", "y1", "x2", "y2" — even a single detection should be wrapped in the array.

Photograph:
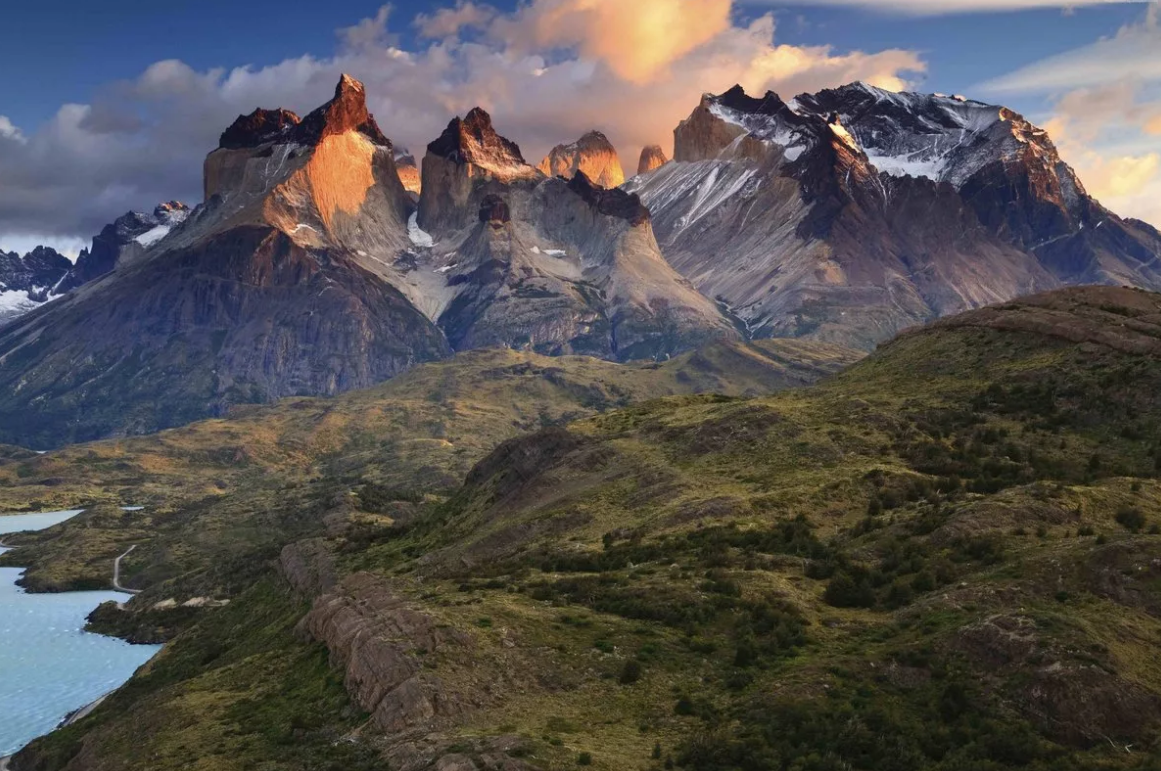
[
  {"x1": 628, "y1": 83, "x2": 1161, "y2": 350},
  {"x1": 416, "y1": 108, "x2": 737, "y2": 361}
]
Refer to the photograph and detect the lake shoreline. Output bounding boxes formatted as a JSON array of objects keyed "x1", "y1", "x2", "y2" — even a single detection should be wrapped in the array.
[{"x1": 0, "y1": 510, "x2": 161, "y2": 759}]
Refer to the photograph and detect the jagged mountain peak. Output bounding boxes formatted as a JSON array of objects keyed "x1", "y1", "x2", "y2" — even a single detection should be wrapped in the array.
[
  {"x1": 637, "y1": 144, "x2": 669, "y2": 175},
  {"x1": 217, "y1": 74, "x2": 389, "y2": 152},
  {"x1": 219, "y1": 108, "x2": 302, "y2": 150},
  {"x1": 427, "y1": 107, "x2": 537, "y2": 180},
  {"x1": 537, "y1": 130, "x2": 625, "y2": 188},
  {"x1": 629, "y1": 81, "x2": 1161, "y2": 350},
  {"x1": 711, "y1": 84, "x2": 792, "y2": 117},
  {"x1": 295, "y1": 73, "x2": 390, "y2": 147}
]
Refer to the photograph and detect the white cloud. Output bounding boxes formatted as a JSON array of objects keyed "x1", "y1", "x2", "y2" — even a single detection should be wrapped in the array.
[
  {"x1": 0, "y1": 0, "x2": 927, "y2": 241},
  {"x1": 741, "y1": 0, "x2": 1149, "y2": 14},
  {"x1": 416, "y1": 1, "x2": 498, "y2": 38},
  {"x1": 0, "y1": 116, "x2": 25, "y2": 144},
  {"x1": 489, "y1": 0, "x2": 735, "y2": 84},
  {"x1": 979, "y1": 1, "x2": 1161, "y2": 227},
  {"x1": 981, "y1": 4, "x2": 1161, "y2": 93}
]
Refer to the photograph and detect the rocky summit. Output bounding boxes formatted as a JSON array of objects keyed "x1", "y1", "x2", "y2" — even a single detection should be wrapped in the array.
[
  {"x1": 628, "y1": 83, "x2": 1161, "y2": 349},
  {"x1": 537, "y1": 130, "x2": 626, "y2": 188},
  {"x1": 417, "y1": 108, "x2": 736, "y2": 362},
  {"x1": 637, "y1": 143, "x2": 669, "y2": 175},
  {"x1": 0, "y1": 75, "x2": 449, "y2": 448}
]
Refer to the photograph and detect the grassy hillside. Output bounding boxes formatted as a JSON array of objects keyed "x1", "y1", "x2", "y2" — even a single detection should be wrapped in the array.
[
  {"x1": 14, "y1": 288, "x2": 1161, "y2": 771},
  {"x1": 0, "y1": 340, "x2": 857, "y2": 597},
  {"x1": 0, "y1": 340, "x2": 856, "y2": 513}
]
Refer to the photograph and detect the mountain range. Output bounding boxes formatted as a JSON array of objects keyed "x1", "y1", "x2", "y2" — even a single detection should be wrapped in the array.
[
  {"x1": 0, "y1": 75, "x2": 1158, "y2": 448},
  {"x1": 3, "y1": 70, "x2": 1161, "y2": 771}
]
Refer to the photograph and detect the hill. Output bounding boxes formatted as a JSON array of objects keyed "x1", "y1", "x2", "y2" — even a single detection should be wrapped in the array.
[
  {"x1": 10, "y1": 287, "x2": 1161, "y2": 771},
  {"x1": 0, "y1": 339, "x2": 857, "y2": 594}
]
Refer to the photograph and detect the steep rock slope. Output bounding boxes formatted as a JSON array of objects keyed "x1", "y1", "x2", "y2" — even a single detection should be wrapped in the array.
[
  {"x1": 394, "y1": 148, "x2": 421, "y2": 195},
  {"x1": 56, "y1": 202, "x2": 191, "y2": 294},
  {"x1": 417, "y1": 109, "x2": 738, "y2": 360},
  {"x1": 628, "y1": 84, "x2": 1161, "y2": 349},
  {"x1": 0, "y1": 75, "x2": 450, "y2": 449},
  {"x1": 537, "y1": 130, "x2": 626, "y2": 188}
]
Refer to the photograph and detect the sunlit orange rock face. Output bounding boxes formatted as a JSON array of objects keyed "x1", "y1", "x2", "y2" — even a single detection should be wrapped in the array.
[
  {"x1": 200, "y1": 74, "x2": 413, "y2": 261},
  {"x1": 0, "y1": 73, "x2": 451, "y2": 446},
  {"x1": 394, "y1": 151, "x2": 421, "y2": 195},
  {"x1": 637, "y1": 144, "x2": 669, "y2": 175},
  {"x1": 537, "y1": 130, "x2": 625, "y2": 188}
]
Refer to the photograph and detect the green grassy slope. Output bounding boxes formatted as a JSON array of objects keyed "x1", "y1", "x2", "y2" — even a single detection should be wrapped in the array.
[
  {"x1": 15, "y1": 287, "x2": 1161, "y2": 771},
  {"x1": 0, "y1": 341, "x2": 857, "y2": 596}
]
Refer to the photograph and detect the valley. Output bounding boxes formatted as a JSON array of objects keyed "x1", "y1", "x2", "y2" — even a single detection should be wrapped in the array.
[
  {"x1": 0, "y1": 20, "x2": 1159, "y2": 768},
  {"x1": 3, "y1": 287, "x2": 1161, "y2": 770}
]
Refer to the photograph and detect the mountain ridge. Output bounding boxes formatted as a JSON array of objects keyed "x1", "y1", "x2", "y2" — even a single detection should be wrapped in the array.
[{"x1": 628, "y1": 82, "x2": 1161, "y2": 349}]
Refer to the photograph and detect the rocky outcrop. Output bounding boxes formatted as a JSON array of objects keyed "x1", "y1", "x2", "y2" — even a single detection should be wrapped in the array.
[
  {"x1": 565, "y1": 171, "x2": 649, "y2": 226},
  {"x1": 628, "y1": 83, "x2": 1161, "y2": 350},
  {"x1": 418, "y1": 107, "x2": 541, "y2": 235},
  {"x1": 536, "y1": 130, "x2": 625, "y2": 188},
  {"x1": 219, "y1": 108, "x2": 301, "y2": 149},
  {"x1": 0, "y1": 246, "x2": 71, "y2": 324},
  {"x1": 55, "y1": 202, "x2": 190, "y2": 294},
  {"x1": 294, "y1": 74, "x2": 390, "y2": 146},
  {"x1": 950, "y1": 614, "x2": 1161, "y2": 746},
  {"x1": 279, "y1": 538, "x2": 340, "y2": 597},
  {"x1": 299, "y1": 572, "x2": 475, "y2": 733},
  {"x1": 637, "y1": 144, "x2": 668, "y2": 175},
  {"x1": 219, "y1": 76, "x2": 389, "y2": 151}
]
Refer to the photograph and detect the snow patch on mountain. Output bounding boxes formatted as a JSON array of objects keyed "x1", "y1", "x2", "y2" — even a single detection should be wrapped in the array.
[
  {"x1": 708, "y1": 101, "x2": 808, "y2": 161},
  {"x1": 627, "y1": 160, "x2": 760, "y2": 234},
  {"x1": 135, "y1": 225, "x2": 172, "y2": 247},
  {"x1": 132, "y1": 205, "x2": 190, "y2": 248},
  {"x1": 408, "y1": 212, "x2": 434, "y2": 248},
  {"x1": 0, "y1": 288, "x2": 53, "y2": 322}
]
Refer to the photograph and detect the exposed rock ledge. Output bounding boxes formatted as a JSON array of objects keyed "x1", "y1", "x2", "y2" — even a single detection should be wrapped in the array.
[
  {"x1": 295, "y1": 569, "x2": 475, "y2": 734},
  {"x1": 280, "y1": 540, "x2": 542, "y2": 769}
]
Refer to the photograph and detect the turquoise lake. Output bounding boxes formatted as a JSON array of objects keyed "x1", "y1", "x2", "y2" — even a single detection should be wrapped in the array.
[{"x1": 0, "y1": 511, "x2": 161, "y2": 757}]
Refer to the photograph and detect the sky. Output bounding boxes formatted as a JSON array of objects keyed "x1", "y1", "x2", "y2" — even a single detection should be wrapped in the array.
[{"x1": 0, "y1": 0, "x2": 1158, "y2": 257}]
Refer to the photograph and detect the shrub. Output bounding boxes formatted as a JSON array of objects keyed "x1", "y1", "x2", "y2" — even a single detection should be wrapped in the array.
[
  {"x1": 824, "y1": 571, "x2": 876, "y2": 609},
  {"x1": 619, "y1": 659, "x2": 642, "y2": 685},
  {"x1": 1116, "y1": 507, "x2": 1147, "y2": 533}
]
